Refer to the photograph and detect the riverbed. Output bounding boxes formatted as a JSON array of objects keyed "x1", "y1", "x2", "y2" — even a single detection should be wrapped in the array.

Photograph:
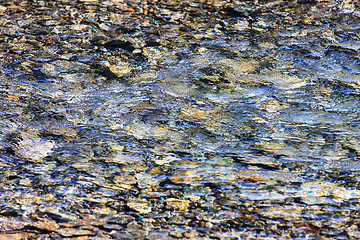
[{"x1": 0, "y1": 0, "x2": 360, "y2": 239}]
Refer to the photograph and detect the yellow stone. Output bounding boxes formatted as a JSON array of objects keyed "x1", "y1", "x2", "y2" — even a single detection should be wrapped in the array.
[{"x1": 165, "y1": 198, "x2": 190, "y2": 211}]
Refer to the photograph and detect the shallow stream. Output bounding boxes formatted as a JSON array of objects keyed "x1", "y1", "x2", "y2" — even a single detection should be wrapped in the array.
[{"x1": 0, "y1": 0, "x2": 360, "y2": 239}]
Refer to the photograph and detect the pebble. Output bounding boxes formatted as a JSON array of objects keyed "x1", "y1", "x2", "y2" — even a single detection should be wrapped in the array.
[
  {"x1": 57, "y1": 228, "x2": 94, "y2": 237},
  {"x1": 102, "y1": 223, "x2": 123, "y2": 230},
  {"x1": 14, "y1": 138, "x2": 55, "y2": 163},
  {"x1": 39, "y1": 207, "x2": 79, "y2": 222},
  {"x1": 135, "y1": 172, "x2": 161, "y2": 189},
  {"x1": 47, "y1": 127, "x2": 77, "y2": 138},
  {"x1": 109, "y1": 153, "x2": 142, "y2": 165},
  {"x1": 28, "y1": 219, "x2": 59, "y2": 231},
  {"x1": 236, "y1": 169, "x2": 304, "y2": 184},
  {"x1": 165, "y1": 198, "x2": 190, "y2": 211},
  {"x1": 169, "y1": 214, "x2": 189, "y2": 225},
  {"x1": 0, "y1": 0, "x2": 359, "y2": 239},
  {"x1": 106, "y1": 214, "x2": 135, "y2": 225},
  {"x1": 154, "y1": 156, "x2": 179, "y2": 166},
  {"x1": 127, "y1": 199, "x2": 152, "y2": 214},
  {"x1": 113, "y1": 174, "x2": 137, "y2": 189},
  {"x1": 93, "y1": 207, "x2": 117, "y2": 216},
  {"x1": 0, "y1": 233, "x2": 35, "y2": 240},
  {"x1": 169, "y1": 170, "x2": 203, "y2": 185},
  {"x1": 108, "y1": 61, "x2": 132, "y2": 78},
  {"x1": 180, "y1": 108, "x2": 210, "y2": 120},
  {"x1": 261, "y1": 71, "x2": 307, "y2": 90}
]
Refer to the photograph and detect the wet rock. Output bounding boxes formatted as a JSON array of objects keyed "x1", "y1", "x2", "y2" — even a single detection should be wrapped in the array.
[
  {"x1": 72, "y1": 161, "x2": 97, "y2": 172},
  {"x1": 127, "y1": 199, "x2": 152, "y2": 214},
  {"x1": 47, "y1": 126, "x2": 77, "y2": 138},
  {"x1": 169, "y1": 170, "x2": 203, "y2": 185},
  {"x1": 239, "y1": 155, "x2": 281, "y2": 169},
  {"x1": 183, "y1": 193, "x2": 201, "y2": 202},
  {"x1": 199, "y1": 75, "x2": 222, "y2": 85},
  {"x1": 103, "y1": 39, "x2": 136, "y2": 52},
  {"x1": 169, "y1": 228, "x2": 186, "y2": 238},
  {"x1": 0, "y1": 233, "x2": 35, "y2": 240},
  {"x1": 0, "y1": 5, "x2": 7, "y2": 14},
  {"x1": 139, "y1": 189, "x2": 171, "y2": 199},
  {"x1": 258, "y1": 206, "x2": 303, "y2": 220},
  {"x1": 258, "y1": 42, "x2": 278, "y2": 49},
  {"x1": 183, "y1": 229, "x2": 198, "y2": 238},
  {"x1": 145, "y1": 231, "x2": 172, "y2": 240},
  {"x1": 161, "y1": 80, "x2": 198, "y2": 98},
  {"x1": 13, "y1": 137, "x2": 55, "y2": 163},
  {"x1": 102, "y1": 223, "x2": 123, "y2": 231},
  {"x1": 295, "y1": 181, "x2": 360, "y2": 204},
  {"x1": 65, "y1": 216, "x2": 107, "y2": 229},
  {"x1": 142, "y1": 46, "x2": 176, "y2": 65},
  {"x1": 165, "y1": 198, "x2": 190, "y2": 211},
  {"x1": 179, "y1": 108, "x2": 211, "y2": 120},
  {"x1": 41, "y1": 60, "x2": 89, "y2": 77},
  {"x1": 113, "y1": 174, "x2": 137, "y2": 189},
  {"x1": 0, "y1": 216, "x2": 27, "y2": 231},
  {"x1": 106, "y1": 214, "x2": 135, "y2": 225},
  {"x1": 169, "y1": 213, "x2": 189, "y2": 225},
  {"x1": 239, "y1": 190, "x2": 287, "y2": 201},
  {"x1": 56, "y1": 228, "x2": 94, "y2": 237},
  {"x1": 253, "y1": 142, "x2": 298, "y2": 158},
  {"x1": 121, "y1": 162, "x2": 149, "y2": 174},
  {"x1": 1, "y1": 0, "x2": 360, "y2": 239},
  {"x1": 135, "y1": 172, "x2": 161, "y2": 189},
  {"x1": 93, "y1": 207, "x2": 117, "y2": 216},
  {"x1": 236, "y1": 169, "x2": 304, "y2": 184},
  {"x1": 70, "y1": 24, "x2": 91, "y2": 32},
  {"x1": 347, "y1": 225, "x2": 360, "y2": 239},
  {"x1": 28, "y1": 218, "x2": 60, "y2": 231},
  {"x1": 260, "y1": 71, "x2": 307, "y2": 89},
  {"x1": 154, "y1": 156, "x2": 179, "y2": 166},
  {"x1": 234, "y1": 20, "x2": 249, "y2": 31},
  {"x1": 197, "y1": 210, "x2": 237, "y2": 223},
  {"x1": 126, "y1": 221, "x2": 146, "y2": 234},
  {"x1": 125, "y1": 123, "x2": 172, "y2": 140},
  {"x1": 342, "y1": 138, "x2": 360, "y2": 156},
  {"x1": 256, "y1": 99, "x2": 289, "y2": 113},
  {"x1": 39, "y1": 206, "x2": 79, "y2": 222},
  {"x1": 218, "y1": 59, "x2": 258, "y2": 76},
  {"x1": 107, "y1": 61, "x2": 132, "y2": 78},
  {"x1": 130, "y1": 71, "x2": 158, "y2": 84},
  {"x1": 224, "y1": 4, "x2": 258, "y2": 17},
  {"x1": 109, "y1": 152, "x2": 142, "y2": 165}
]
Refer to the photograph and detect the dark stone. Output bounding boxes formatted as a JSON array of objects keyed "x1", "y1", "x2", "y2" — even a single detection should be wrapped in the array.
[
  {"x1": 145, "y1": 40, "x2": 161, "y2": 47},
  {"x1": 297, "y1": 0, "x2": 318, "y2": 4},
  {"x1": 103, "y1": 40, "x2": 136, "y2": 52},
  {"x1": 223, "y1": 5, "x2": 251, "y2": 17},
  {"x1": 25, "y1": 27, "x2": 50, "y2": 36}
]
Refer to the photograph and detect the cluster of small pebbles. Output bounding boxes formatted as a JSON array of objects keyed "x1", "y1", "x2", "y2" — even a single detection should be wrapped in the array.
[{"x1": 0, "y1": 0, "x2": 360, "y2": 239}]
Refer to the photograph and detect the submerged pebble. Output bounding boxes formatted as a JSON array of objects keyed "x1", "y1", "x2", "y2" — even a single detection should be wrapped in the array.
[
  {"x1": 0, "y1": 0, "x2": 359, "y2": 239},
  {"x1": 127, "y1": 199, "x2": 152, "y2": 214},
  {"x1": 13, "y1": 138, "x2": 55, "y2": 163}
]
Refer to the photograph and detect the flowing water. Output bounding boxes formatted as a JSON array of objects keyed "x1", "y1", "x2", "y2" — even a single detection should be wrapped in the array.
[{"x1": 0, "y1": 0, "x2": 360, "y2": 239}]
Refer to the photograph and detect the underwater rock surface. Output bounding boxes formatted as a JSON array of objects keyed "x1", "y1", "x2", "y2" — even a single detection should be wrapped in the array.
[{"x1": 0, "y1": 0, "x2": 360, "y2": 238}]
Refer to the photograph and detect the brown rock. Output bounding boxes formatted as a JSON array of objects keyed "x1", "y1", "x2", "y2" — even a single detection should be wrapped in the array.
[
  {"x1": 28, "y1": 218, "x2": 59, "y2": 231},
  {"x1": 165, "y1": 198, "x2": 190, "y2": 211},
  {"x1": 57, "y1": 228, "x2": 93, "y2": 237},
  {"x1": 170, "y1": 170, "x2": 202, "y2": 185},
  {"x1": 0, "y1": 233, "x2": 34, "y2": 240},
  {"x1": 127, "y1": 199, "x2": 152, "y2": 214}
]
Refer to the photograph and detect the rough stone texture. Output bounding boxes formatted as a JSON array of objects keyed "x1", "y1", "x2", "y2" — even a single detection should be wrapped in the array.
[{"x1": 0, "y1": 0, "x2": 359, "y2": 239}]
